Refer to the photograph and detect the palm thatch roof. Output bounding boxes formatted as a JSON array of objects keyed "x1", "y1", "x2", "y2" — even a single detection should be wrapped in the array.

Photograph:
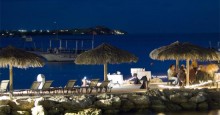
[
  {"x1": 150, "y1": 41, "x2": 220, "y2": 61},
  {"x1": 75, "y1": 43, "x2": 138, "y2": 64},
  {"x1": 0, "y1": 46, "x2": 44, "y2": 68},
  {"x1": 0, "y1": 46, "x2": 44, "y2": 93},
  {"x1": 149, "y1": 41, "x2": 220, "y2": 86},
  {"x1": 75, "y1": 43, "x2": 138, "y2": 81}
]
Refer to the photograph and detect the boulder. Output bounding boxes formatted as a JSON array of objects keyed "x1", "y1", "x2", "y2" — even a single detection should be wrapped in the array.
[
  {"x1": 180, "y1": 102, "x2": 197, "y2": 110},
  {"x1": 70, "y1": 95, "x2": 93, "y2": 108},
  {"x1": 12, "y1": 111, "x2": 30, "y2": 115},
  {"x1": 103, "y1": 109, "x2": 119, "y2": 114},
  {"x1": 111, "y1": 96, "x2": 121, "y2": 108},
  {"x1": 181, "y1": 92, "x2": 192, "y2": 98},
  {"x1": 0, "y1": 112, "x2": 7, "y2": 115},
  {"x1": 208, "y1": 91, "x2": 220, "y2": 102},
  {"x1": 39, "y1": 100, "x2": 57, "y2": 110},
  {"x1": 47, "y1": 107, "x2": 62, "y2": 115},
  {"x1": 146, "y1": 89, "x2": 163, "y2": 97},
  {"x1": 151, "y1": 104, "x2": 166, "y2": 112},
  {"x1": 41, "y1": 97, "x2": 71, "y2": 113},
  {"x1": 189, "y1": 92, "x2": 207, "y2": 103},
  {"x1": 120, "y1": 99, "x2": 134, "y2": 112},
  {"x1": 0, "y1": 105, "x2": 11, "y2": 114},
  {"x1": 61, "y1": 102, "x2": 75, "y2": 110},
  {"x1": 160, "y1": 96, "x2": 168, "y2": 101},
  {"x1": 48, "y1": 96, "x2": 69, "y2": 102},
  {"x1": 165, "y1": 102, "x2": 182, "y2": 111},
  {"x1": 163, "y1": 89, "x2": 174, "y2": 99},
  {"x1": 151, "y1": 99, "x2": 166, "y2": 111},
  {"x1": 31, "y1": 105, "x2": 46, "y2": 115},
  {"x1": 8, "y1": 100, "x2": 18, "y2": 110},
  {"x1": 128, "y1": 94, "x2": 150, "y2": 109},
  {"x1": 94, "y1": 96, "x2": 121, "y2": 109},
  {"x1": 135, "y1": 109, "x2": 154, "y2": 114},
  {"x1": 81, "y1": 108, "x2": 101, "y2": 115},
  {"x1": 197, "y1": 102, "x2": 208, "y2": 110},
  {"x1": 119, "y1": 94, "x2": 129, "y2": 99},
  {"x1": 94, "y1": 99, "x2": 112, "y2": 109},
  {"x1": 0, "y1": 99, "x2": 11, "y2": 105},
  {"x1": 169, "y1": 93, "x2": 188, "y2": 104},
  {"x1": 65, "y1": 108, "x2": 102, "y2": 115},
  {"x1": 15, "y1": 99, "x2": 35, "y2": 111},
  {"x1": 208, "y1": 102, "x2": 220, "y2": 109},
  {"x1": 151, "y1": 99, "x2": 163, "y2": 105},
  {"x1": 96, "y1": 93, "x2": 110, "y2": 100}
]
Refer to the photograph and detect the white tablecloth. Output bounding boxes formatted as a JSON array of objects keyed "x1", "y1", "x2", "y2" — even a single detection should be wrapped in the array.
[{"x1": 107, "y1": 74, "x2": 123, "y2": 84}]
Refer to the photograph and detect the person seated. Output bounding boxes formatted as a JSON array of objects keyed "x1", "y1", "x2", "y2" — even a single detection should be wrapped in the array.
[
  {"x1": 178, "y1": 65, "x2": 186, "y2": 86},
  {"x1": 180, "y1": 64, "x2": 186, "y2": 71},
  {"x1": 130, "y1": 73, "x2": 141, "y2": 84},
  {"x1": 195, "y1": 65, "x2": 209, "y2": 83},
  {"x1": 189, "y1": 65, "x2": 197, "y2": 84},
  {"x1": 167, "y1": 64, "x2": 178, "y2": 85}
]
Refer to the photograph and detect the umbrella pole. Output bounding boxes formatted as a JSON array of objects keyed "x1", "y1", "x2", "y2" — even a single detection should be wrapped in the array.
[
  {"x1": 176, "y1": 59, "x2": 179, "y2": 72},
  {"x1": 9, "y1": 65, "x2": 13, "y2": 93},
  {"x1": 186, "y1": 59, "x2": 190, "y2": 86},
  {"x1": 104, "y1": 63, "x2": 108, "y2": 81}
]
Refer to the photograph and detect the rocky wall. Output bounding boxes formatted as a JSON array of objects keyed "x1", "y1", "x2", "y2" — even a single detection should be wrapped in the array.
[{"x1": 0, "y1": 88, "x2": 219, "y2": 115}]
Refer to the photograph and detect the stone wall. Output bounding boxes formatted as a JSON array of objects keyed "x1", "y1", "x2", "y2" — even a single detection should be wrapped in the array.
[{"x1": 0, "y1": 88, "x2": 220, "y2": 115}]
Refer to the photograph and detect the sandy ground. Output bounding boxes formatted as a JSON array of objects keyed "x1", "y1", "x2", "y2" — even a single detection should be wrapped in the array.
[{"x1": 1, "y1": 82, "x2": 219, "y2": 99}]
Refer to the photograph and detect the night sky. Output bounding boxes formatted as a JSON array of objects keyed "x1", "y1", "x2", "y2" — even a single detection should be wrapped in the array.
[{"x1": 0, "y1": 0, "x2": 219, "y2": 34}]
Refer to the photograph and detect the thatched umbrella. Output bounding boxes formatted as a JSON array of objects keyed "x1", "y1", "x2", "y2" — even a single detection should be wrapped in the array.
[
  {"x1": 75, "y1": 43, "x2": 138, "y2": 81},
  {"x1": 0, "y1": 46, "x2": 44, "y2": 92},
  {"x1": 150, "y1": 41, "x2": 220, "y2": 86}
]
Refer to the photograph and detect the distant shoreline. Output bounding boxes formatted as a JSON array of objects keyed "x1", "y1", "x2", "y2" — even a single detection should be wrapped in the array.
[{"x1": 0, "y1": 26, "x2": 127, "y2": 37}]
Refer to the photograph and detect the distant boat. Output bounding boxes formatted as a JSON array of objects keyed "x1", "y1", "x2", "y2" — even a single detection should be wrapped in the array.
[
  {"x1": 209, "y1": 41, "x2": 220, "y2": 64},
  {"x1": 37, "y1": 49, "x2": 78, "y2": 62},
  {"x1": 22, "y1": 35, "x2": 33, "y2": 42},
  {"x1": 209, "y1": 41, "x2": 220, "y2": 52},
  {"x1": 31, "y1": 38, "x2": 94, "y2": 62},
  {"x1": 218, "y1": 41, "x2": 220, "y2": 52}
]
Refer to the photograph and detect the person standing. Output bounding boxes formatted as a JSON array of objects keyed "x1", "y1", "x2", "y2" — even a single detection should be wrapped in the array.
[
  {"x1": 140, "y1": 75, "x2": 150, "y2": 90},
  {"x1": 82, "y1": 77, "x2": 87, "y2": 86}
]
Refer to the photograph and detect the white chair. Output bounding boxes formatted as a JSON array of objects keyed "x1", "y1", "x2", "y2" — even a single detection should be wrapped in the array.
[{"x1": 0, "y1": 80, "x2": 9, "y2": 93}]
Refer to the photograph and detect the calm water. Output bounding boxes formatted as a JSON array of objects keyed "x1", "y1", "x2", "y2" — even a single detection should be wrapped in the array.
[{"x1": 0, "y1": 33, "x2": 219, "y2": 89}]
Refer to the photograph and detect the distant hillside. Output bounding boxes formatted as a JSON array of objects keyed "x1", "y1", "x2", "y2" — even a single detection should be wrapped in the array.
[{"x1": 0, "y1": 26, "x2": 127, "y2": 37}]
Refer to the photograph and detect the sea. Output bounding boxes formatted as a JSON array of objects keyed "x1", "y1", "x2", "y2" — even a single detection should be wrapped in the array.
[
  {"x1": 0, "y1": 33, "x2": 219, "y2": 89},
  {"x1": 0, "y1": 33, "x2": 219, "y2": 115}
]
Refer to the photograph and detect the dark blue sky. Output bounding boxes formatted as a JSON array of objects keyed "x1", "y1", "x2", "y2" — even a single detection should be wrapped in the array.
[{"x1": 0, "y1": 0, "x2": 219, "y2": 34}]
